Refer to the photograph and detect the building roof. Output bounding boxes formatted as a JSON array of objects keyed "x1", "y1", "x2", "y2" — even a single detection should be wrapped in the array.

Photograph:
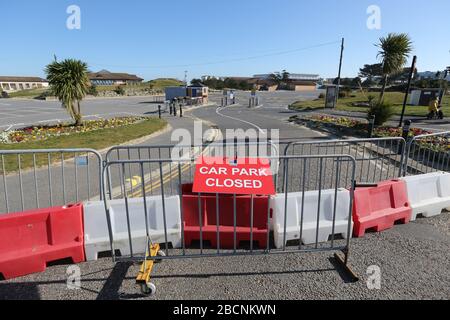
[
  {"x1": 88, "y1": 70, "x2": 143, "y2": 81},
  {"x1": 0, "y1": 76, "x2": 48, "y2": 83}
]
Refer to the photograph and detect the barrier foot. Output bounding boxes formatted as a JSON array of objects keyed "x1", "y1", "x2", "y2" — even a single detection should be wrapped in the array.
[
  {"x1": 136, "y1": 243, "x2": 160, "y2": 295},
  {"x1": 333, "y1": 252, "x2": 359, "y2": 283}
]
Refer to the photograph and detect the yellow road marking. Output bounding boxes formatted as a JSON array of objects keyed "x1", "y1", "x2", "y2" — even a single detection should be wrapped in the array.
[
  {"x1": 126, "y1": 144, "x2": 212, "y2": 198},
  {"x1": 126, "y1": 176, "x2": 142, "y2": 188}
]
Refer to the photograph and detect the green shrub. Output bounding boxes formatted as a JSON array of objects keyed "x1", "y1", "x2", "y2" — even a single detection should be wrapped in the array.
[
  {"x1": 35, "y1": 89, "x2": 54, "y2": 100},
  {"x1": 115, "y1": 86, "x2": 125, "y2": 95},
  {"x1": 367, "y1": 94, "x2": 376, "y2": 104},
  {"x1": 318, "y1": 93, "x2": 325, "y2": 99},
  {"x1": 88, "y1": 85, "x2": 98, "y2": 96},
  {"x1": 367, "y1": 101, "x2": 395, "y2": 126}
]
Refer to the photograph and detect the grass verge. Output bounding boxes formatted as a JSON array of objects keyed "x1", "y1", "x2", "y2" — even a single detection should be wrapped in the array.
[
  {"x1": 0, "y1": 117, "x2": 167, "y2": 171},
  {"x1": 290, "y1": 91, "x2": 450, "y2": 117}
]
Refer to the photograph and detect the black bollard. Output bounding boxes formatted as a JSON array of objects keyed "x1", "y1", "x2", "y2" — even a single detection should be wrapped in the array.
[
  {"x1": 402, "y1": 120, "x2": 411, "y2": 141},
  {"x1": 368, "y1": 115, "x2": 375, "y2": 138},
  {"x1": 158, "y1": 105, "x2": 161, "y2": 119},
  {"x1": 179, "y1": 104, "x2": 183, "y2": 117}
]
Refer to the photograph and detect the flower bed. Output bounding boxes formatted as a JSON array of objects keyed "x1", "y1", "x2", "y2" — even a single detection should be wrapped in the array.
[
  {"x1": 0, "y1": 117, "x2": 147, "y2": 144},
  {"x1": 294, "y1": 115, "x2": 449, "y2": 152},
  {"x1": 304, "y1": 115, "x2": 433, "y2": 138}
]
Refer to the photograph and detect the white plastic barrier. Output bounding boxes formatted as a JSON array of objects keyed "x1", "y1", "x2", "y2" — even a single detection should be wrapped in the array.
[
  {"x1": 270, "y1": 189, "x2": 352, "y2": 248},
  {"x1": 400, "y1": 172, "x2": 450, "y2": 221},
  {"x1": 83, "y1": 196, "x2": 181, "y2": 261}
]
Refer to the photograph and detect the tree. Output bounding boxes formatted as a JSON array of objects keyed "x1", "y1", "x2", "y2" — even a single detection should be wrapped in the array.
[
  {"x1": 376, "y1": 33, "x2": 413, "y2": 102},
  {"x1": 362, "y1": 78, "x2": 376, "y2": 88},
  {"x1": 224, "y1": 78, "x2": 238, "y2": 89},
  {"x1": 45, "y1": 59, "x2": 90, "y2": 126},
  {"x1": 268, "y1": 72, "x2": 282, "y2": 85},
  {"x1": 190, "y1": 78, "x2": 203, "y2": 86},
  {"x1": 358, "y1": 63, "x2": 383, "y2": 79},
  {"x1": 281, "y1": 70, "x2": 290, "y2": 83},
  {"x1": 351, "y1": 77, "x2": 362, "y2": 87}
]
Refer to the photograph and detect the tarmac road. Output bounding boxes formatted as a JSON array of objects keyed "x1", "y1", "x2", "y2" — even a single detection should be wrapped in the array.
[{"x1": 0, "y1": 91, "x2": 449, "y2": 300}]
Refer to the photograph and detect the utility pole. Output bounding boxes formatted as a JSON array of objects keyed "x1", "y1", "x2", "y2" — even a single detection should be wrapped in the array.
[
  {"x1": 335, "y1": 37, "x2": 345, "y2": 106},
  {"x1": 184, "y1": 70, "x2": 188, "y2": 86},
  {"x1": 399, "y1": 55, "x2": 417, "y2": 127}
]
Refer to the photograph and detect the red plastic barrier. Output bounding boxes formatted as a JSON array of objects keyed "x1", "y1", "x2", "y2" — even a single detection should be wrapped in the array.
[
  {"x1": 0, "y1": 204, "x2": 85, "y2": 280},
  {"x1": 352, "y1": 180, "x2": 412, "y2": 237},
  {"x1": 181, "y1": 184, "x2": 269, "y2": 249}
]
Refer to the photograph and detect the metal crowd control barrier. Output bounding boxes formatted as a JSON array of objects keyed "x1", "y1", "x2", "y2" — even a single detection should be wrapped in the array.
[
  {"x1": 283, "y1": 137, "x2": 406, "y2": 188},
  {"x1": 101, "y1": 154, "x2": 357, "y2": 295},
  {"x1": 104, "y1": 140, "x2": 284, "y2": 200},
  {"x1": 0, "y1": 148, "x2": 102, "y2": 214},
  {"x1": 403, "y1": 131, "x2": 450, "y2": 176}
]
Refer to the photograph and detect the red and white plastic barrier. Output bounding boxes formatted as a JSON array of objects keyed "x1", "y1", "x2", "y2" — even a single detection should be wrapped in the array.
[
  {"x1": 270, "y1": 189, "x2": 352, "y2": 248},
  {"x1": 0, "y1": 204, "x2": 85, "y2": 280},
  {"x1": 352, "y1": 180, "x2": 412, "y2": 237},
  {"x1": 83, "y1": 196, "x2": 181, "y2": 261},
  {"x1": 400, "y1": 172, "x2": 450, "y2": 221}
]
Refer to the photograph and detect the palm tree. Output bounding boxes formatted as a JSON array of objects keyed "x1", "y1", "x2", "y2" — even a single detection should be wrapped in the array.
[
  {"x1": 45, "y1": 59, "x2": 90, "y2": 126},
  {"x1": 376, "y1": 33, "x2": 413, "y2": 102}
]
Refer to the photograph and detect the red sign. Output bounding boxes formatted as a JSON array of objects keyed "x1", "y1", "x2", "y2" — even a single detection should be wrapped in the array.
[{"x1": 192, "y1": 156, "x2": 275, "y2": 195}]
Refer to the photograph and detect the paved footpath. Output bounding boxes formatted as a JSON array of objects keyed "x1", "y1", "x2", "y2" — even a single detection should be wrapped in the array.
[{"x1": 0, "y1": 91, "x2": 449, "y2": 300}]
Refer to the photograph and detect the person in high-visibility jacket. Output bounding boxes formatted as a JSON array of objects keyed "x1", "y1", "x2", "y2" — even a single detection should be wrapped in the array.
[{"x1": 427, "y1": 97, "x2": 439, "y2": 119}]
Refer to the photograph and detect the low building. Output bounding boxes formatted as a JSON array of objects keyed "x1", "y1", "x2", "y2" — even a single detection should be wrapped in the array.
[
  {"x1": 88, "y1": 70, "x2": 143, "y2": 86},
  {"x1": 286, "y1": 81, "x2": 318, "y2": 91},
  {"x1": 0, "y1": 76, "x2": 49, "y2": 92}
]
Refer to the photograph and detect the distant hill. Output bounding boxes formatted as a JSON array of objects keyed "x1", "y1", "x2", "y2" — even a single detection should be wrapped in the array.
[{"x1": 148, "y1": 78, "x2": 184, "y2": 88}]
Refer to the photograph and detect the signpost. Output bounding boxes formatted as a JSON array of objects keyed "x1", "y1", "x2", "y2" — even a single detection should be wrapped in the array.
[
  {"x1": 192, "y1": 156, "x2": 275, "y2": 195},
  {"x1": 325, "y1": 86, "x2": 337, "y2": 108}
]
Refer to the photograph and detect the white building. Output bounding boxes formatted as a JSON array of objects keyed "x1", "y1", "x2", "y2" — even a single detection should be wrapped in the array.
[{"x1": 0, "y1": 76, "x2": 49, "y2": 92}]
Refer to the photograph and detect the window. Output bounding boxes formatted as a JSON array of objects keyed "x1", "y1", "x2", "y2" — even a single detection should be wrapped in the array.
[
  {"x1": 25, "y1": 83, "x2": 31, "y2": 89},
  {"x1": 19, "y1": 83, "x2": 24, "y2": 90},
  {"x1": 2, "y1": 83, "x2": 10, "y2": 90},
  {"x1": 10, "y1": 83, "x2": 17, "y2": 90}
]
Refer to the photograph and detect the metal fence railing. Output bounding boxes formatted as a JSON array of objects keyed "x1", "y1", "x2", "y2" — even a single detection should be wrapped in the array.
[
  {"x1": 283, "y1": 137, "x2": 406, "y2": 187},
  {"x1": 0, "y1": 149, "x2": 102, "y2": 214},
  {"x1": 102, "y1": 154, "x2": 356, "y2": 258},
  {"x1": 403, "y1": 131, "x2": 450, "y2": 176}
]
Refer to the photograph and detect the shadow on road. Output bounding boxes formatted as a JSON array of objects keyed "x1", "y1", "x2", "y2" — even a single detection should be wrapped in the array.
[
  {"x1": 151, "y1": 267, "x2": 337, "y2": 280},
  {"x1": 96, "y1": 262, "x2": 133, "y2": 300},
  {"x1": 0, "y1": 283, "x2": 41, "y2": 300}
]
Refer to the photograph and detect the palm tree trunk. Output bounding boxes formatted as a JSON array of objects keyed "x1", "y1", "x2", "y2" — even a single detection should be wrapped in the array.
[
  {"x1": 74, "y1": 101, "x2": 82, "y2": 126},
  {"x1": 379, "y1": 74, "x2": 389, "y2": 103}
]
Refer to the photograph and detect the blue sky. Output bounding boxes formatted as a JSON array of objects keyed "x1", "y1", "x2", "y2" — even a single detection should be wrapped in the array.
[{"x1": 1, "y1": 0, "x2": 449, "y2": 81}]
